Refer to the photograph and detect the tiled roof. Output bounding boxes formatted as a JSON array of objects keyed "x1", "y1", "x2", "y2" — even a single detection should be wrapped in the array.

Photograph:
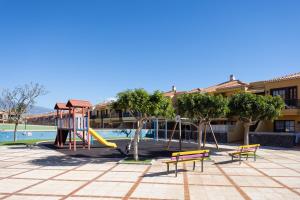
[
  {"x1": 163, "y1": 90, "x2": 185, "y2": 97},
  {"x1": 189, "y1": 80, "x2": 248, "y2": 94},
  {"x1": 263, "y1": 72, "x2": 300, "y2": 83},
  {"x1": 95, "y1": 101, "x2": 113, "y2": 109},
  {"x1": 66, "y1": 99, "x2": 93, "y2": 108},
  {"x1": 187, "y1": 88, "x2": 202, "y2": 94},
  {"x1": 163, "y1": 91, "x2": 175, "y2": 97}
]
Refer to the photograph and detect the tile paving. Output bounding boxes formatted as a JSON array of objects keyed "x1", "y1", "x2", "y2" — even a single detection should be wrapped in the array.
[{"x1": 0, "y1": 144, "x2": 299, "y2": 200}]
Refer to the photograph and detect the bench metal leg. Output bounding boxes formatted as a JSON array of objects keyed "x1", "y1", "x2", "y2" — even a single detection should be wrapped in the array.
[
  {"x1": 231, "y1": 155, "x2": 234, "y2": 161},
  {"x1": 175, "y1": 163, "x2": 178, "y2": 177},
  {"x1": 201, "y1": 159, "x2": 204, "y2": 172},
  {"x1": 254, "y1": 153, "x2": 256, "y2": 162},
  {"x1": 246, "y1": 154, "x2": 249, "y2": 160},
  {"x1": 167, "y1": 163, "x2": 169, "y2": 173},
  {"x1": 239, "y1": 154, "x2": 242, "y2": 165},
  {"x1": 193, "y1": 161, "x2": 196, "y2": 171}
]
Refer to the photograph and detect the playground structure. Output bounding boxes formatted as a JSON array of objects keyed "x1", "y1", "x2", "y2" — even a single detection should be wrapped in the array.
[
  {"x1": 54, "y1": 99, "x2": 117, "y2": 151},
  {"x1": 152, "y1": 116, "x2": 219, "y2": 151},
  {"x1": 53, "y1": 100, "x2": 219, "y2": 154}
]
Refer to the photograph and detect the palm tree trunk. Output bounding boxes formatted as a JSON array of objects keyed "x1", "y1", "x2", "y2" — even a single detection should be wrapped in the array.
[
  {"x1": 198, "y1": 122, "x2": 203, "y2": 149},
  {"x1": 243, "y1": 122, "x2": 251, "y2": 145},
  {"x1": 203, "y1": 123, "x2": 207, "y2": 148},
  {"x1": 13, "y1": 121, "x2": 19, "y2": 142},
  {"x1": 133, "y1": 120, "x2": 143, "y2": 161}
]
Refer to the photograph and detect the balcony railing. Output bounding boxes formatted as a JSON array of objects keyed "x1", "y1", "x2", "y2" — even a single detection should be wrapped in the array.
[
  {"x1": 97, "y1": 112, "x2": 141, "y2": 119},
  {"x1": 285, "y1": 99, "x2": 300, "y2": 109}
]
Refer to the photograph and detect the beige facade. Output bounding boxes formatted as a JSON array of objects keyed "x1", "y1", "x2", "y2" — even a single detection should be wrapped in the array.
[
  {"x1": 0, "y1": 111, "x2": 9, "y2": 123},
  {"x1": 250, "y1": 75, "x2": 300, "y2": 133},
  {"x1": 90, "y1": 73, "x2": 300, "y2": 140}
]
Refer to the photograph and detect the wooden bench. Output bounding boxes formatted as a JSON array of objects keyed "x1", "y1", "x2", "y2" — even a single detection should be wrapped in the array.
[
  {"x1": 26, "y1": 143, "x2": 38, "y2": 149},
  {"x1": 164, "y1": 150, "x2": 210, "y2": 177},
  {"x1": 229, "y1": 144, "x2": 260, "y2": 164}
]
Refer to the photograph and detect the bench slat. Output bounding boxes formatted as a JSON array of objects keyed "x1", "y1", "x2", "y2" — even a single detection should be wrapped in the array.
[
  {"x1": 239, "y1": 144, "x2": 260, "y2": 149},
  {"x1": 164, "y1": 157, "x2": 209, "y2": 164},
  {"x1": 171, "y1": 150, "x2": 209, "y2": 157},
  {"x1": 171, "y1": 153, "x2": 209, "y2": 160}
]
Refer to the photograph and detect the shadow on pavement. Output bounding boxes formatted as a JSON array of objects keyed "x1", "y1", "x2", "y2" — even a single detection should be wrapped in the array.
[
  {"x1": 142, "y1": 169, "x2": 187, "y2": 177},
  {"x1": 29, "y1": 155, "x2": 121, "y2": 167},
  {"x1": 39, "y1": 139, "x2": 232, "y2": 159}
]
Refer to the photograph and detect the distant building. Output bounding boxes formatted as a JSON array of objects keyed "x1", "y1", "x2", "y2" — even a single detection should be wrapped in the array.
[
  {"x1": 26, "y1": 112, "x2": 57, "y2": 126},
  {"x1": 25, "y1": 72, "x2": 300, "y2": 147},
  {"x1": 0, "y1": 110, "x2": 9, "y2": 123}
]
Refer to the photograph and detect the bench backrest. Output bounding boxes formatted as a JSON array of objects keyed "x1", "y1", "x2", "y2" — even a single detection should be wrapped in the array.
[
  {"x1": 171, "y1": 150, "x2": 210, "y2": 161},
  {"x1": 238, "y1": 144, "x2": 260, "y2": 153}
]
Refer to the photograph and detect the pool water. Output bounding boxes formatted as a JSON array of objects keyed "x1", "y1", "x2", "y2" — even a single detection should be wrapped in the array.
[
  {"x1": 0, "y1": 131, "x2": 56, "y2": 142},
  {"x1": 0, "y1": 129, "x2": 153, "y2": 142}
]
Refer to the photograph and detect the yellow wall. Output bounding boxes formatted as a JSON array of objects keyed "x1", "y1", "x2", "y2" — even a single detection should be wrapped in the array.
[
  {"x1": 264, "y1": 79, "x2": 300, "y2": 96},
  {"x1": 228, "y1": 121, "x2": 244, "y2": 142},
  {"x1": 250, "y1": 78, "x2": 300, "y2": 133},
  {"x1": 255, "y1": 120, "x2": 274, "y2": 132}
]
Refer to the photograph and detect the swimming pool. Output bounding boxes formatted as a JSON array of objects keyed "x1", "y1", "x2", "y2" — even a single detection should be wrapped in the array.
[{"x1": 0, "y1": 129, "x2": 153, "y2": 142}]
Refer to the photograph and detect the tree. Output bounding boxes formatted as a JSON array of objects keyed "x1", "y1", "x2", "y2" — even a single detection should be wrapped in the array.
[
  {"x1": 228, "y1": 93, "x2": 285, "y2": 145},
  {"x1": 176, "y1": 93, "x2": 228, "y2": 149},
  {"x1": 112, "y1": 89, "x2": 175, "y2": 160},
  {"x1": 0, "y1": 83, "x2": 47, "y2": 142}
]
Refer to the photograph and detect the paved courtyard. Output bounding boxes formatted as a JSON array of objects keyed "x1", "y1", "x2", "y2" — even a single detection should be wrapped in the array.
[{"x1": 0, "y1": 144, "x2": 299, "y2": 200}]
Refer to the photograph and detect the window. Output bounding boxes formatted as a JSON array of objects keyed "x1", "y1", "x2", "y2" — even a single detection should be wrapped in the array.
[
  {"x1": 274, "y1": 120, "x2": 295, "y2": 132},
  {"x1": 271, "y1": 86, "x2": 298, "y2": 107},
  {"x1": 271, "y1": 86, "x2": 297, "y2": 100}
]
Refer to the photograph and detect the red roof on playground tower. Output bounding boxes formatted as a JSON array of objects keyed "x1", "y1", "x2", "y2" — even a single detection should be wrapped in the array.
[{"x1": 54, "y1": 103, "x2": 69, "y2": 110}]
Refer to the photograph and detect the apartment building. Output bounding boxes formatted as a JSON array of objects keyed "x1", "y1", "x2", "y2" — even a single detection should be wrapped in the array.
[
  {"x1": 250, "y1": 72, "x2": 300, "y2": 133},
  {"x1": 90, "y1": 72, "x2": 300, "y2": 146}
]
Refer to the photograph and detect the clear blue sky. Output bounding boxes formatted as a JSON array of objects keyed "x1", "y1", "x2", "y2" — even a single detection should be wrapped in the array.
[{"x1": 0, "y1": 0, "x2": 299, "y2": 108}]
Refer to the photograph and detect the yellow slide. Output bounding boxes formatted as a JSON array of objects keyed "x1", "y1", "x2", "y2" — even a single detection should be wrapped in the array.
[{"x1": 89, "y1": 128, "x2": 117, "y2": 148}]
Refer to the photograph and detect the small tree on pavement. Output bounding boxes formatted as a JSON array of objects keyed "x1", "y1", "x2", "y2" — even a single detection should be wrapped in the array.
[
  {"x1": 177, "y1": 93, "x2": 228, "y2": 149},
  {"x1": 228, "y1": 93, "x2": 285, "y2": 145},
  {"x1": 112, "y1": 89, "x2": 174, "y2": 160}
]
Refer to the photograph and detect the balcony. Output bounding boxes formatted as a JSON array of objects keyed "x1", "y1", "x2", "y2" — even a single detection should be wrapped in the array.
[
  {"x1": 90, "y1": 115, "x2": 97, "y2": 119},
  {"x1": 285, "y1": 99, "x2": 300, "y2": 109},
  {"x1": 94, "y1": 112, "x2": 141, "y2": 121},
  {"x1": 101, "y1": 114, "x2": 111, "y2": 118}
]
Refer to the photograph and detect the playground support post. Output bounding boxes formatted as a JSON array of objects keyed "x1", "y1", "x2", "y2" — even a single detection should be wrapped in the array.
[
  {"x1": 59, "y1": 110, "x2": 63, "y2": 147},
  {"x1": 208, "y1": 122, "x2": 219, "y2": 149},
  {"x1": 87, "y1": 108, "x2": 91, "y2": 150},
  {"x1": 156, "y1": 118, "x2": 159, "y2": 141},
  {"x1": 82, "y1": 108, "x2": 85, "y2": 149},
  {"x1": 57, "y1": 110, "x2": 61, "y2": 147},
  {"x1": 166, "y1": 122, "x2": 178, "y2": 150},
  {"x1": 73, "y1": 108, "x2": 76, "y2": 151},
  {"x1": 56, "y1": 109, "x2": 59, "y2": 147},
  {"x1": 69, "y1": 109, "x2": 72, "y2": 150}
]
